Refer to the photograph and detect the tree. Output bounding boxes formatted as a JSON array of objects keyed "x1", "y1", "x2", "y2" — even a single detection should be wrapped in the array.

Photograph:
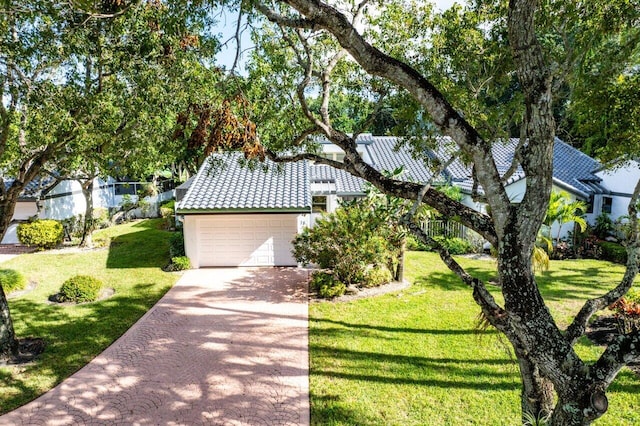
[
  {"x1": 0, "y1": 0, "x2": 220, "y2": 361},
  {"x1": 545, "y1": 190, "x2": 587, "y2": 246},
  {"x1": 208, "y1": 0, "x2": 640, "y2": 424}
]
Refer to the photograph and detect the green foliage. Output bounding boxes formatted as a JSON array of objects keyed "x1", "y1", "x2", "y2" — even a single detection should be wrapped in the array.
[
  {"x1": 544, "y1": 191, "x2": 587, "y2": 245},
  {"x1": 597, "y1": 241, "x2": 627, "y2": 264},
  {"x1": 626, "y1": 287, "x2": 640, "y2": 305},
  {"x1": 17, "y1": 219, "x2": 64, "y2": 249},
  {"x1": 433, "y1": 236, "x2": 475, "y2": 255},
  {"x1": 309, "y1": 271, "x2": 346, "y2": 299},
  {"x1": 160, "y1": 200, "x2": 176, "y2": 229},
  {"x1": 594, "y1": 213, "x2": 615, "y2": 239},
  {"x1": 293, "y1": 198, "x2": 402, "y2": 287},
  {"x1": 167, "y1": 256, "x2": 191, "y2": 271},
  {"x1": 406, "y1": 234, "x2": 429, "y2": 251},
  {"x1": 364, "y1": 266, "x2": 393, "y2": 288},
  {"x1": 0, "y1": 269, "x2": 27, "y2": 294},
  {"x1": 59, "y1": 275, "x2": 103, "y2": 303},
  {"x1": 169, "y1": 231, "x2": 185, "y2": 258}
]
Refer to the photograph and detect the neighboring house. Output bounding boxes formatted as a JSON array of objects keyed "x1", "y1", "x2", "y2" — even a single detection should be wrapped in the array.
[
  {"x1": 176, "y1": 135, "x2": 637, "y2": 268},
  {"x1": 1, "y1": 176, "x2": 174, "y2": 244}
]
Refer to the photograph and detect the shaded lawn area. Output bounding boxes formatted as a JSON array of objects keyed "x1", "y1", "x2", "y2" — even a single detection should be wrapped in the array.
[
  {"x1": 0, "y1": 219, "x2": 179, "y2": 414},
  {"x1": 310, "y1": 251, "x2": 640, "y2": 425}
]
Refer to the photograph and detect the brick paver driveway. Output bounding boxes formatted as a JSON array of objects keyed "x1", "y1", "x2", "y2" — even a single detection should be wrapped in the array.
[{"x1": 1, "y1": 267, "x2": 310, "y2": 425}]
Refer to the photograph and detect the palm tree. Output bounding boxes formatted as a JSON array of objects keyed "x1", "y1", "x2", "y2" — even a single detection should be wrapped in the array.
[{"x1": 544, "y1": 190, "x2": 588, "y2": 246}]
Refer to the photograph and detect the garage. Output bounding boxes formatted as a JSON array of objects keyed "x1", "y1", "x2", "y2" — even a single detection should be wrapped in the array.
[
  {"x1": 184, "y1": 214, "x2": 303, "y2": 267},
  {"x1": 177, "y1": 154, "x2": 311, "y2": 268}
]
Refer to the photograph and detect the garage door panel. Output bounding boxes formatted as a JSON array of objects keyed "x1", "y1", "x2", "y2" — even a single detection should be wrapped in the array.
[{"x1": 196, "y1": 214, "x2": 298, "y2": 267}]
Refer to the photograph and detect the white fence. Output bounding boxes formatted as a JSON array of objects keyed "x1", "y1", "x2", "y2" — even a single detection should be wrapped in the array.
[{"x1": 420, "y1": 219, "x2": 468, "y2": 239}]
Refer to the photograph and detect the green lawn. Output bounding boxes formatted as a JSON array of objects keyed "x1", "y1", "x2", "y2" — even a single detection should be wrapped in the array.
[
  {"x1": 0, "y1": 219, "x2": 179, "y2": 414},
  {"x1": 310, "y1": 251, "x2": 640, "y2": 425}
]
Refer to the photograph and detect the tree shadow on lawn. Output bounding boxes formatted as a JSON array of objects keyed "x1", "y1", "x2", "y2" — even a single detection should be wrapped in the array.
[
  {"x1": 2, "y1": 283, "x2": 159, "y2": 415},
  {"x1": 313, "y1": 317, "x2": 498, "y2": 336},
  {"x1": 311, "y1": 393, "x2": 380, "y2": 426}
]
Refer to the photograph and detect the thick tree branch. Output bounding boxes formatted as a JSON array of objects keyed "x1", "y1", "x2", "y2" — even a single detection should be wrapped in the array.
[
  {"x1": 590, "y1": 331, "x2": 640, "y2": 389},
  {"x1": 269, "y1": 0, "x2": 512, "y2": 236}
]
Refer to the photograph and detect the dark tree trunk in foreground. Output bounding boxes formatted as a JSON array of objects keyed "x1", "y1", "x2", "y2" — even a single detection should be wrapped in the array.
[
  {"x1": 0, "y1": 285, "x2": 19, "y2": 361},
  {"x1": 79, "y1": 178, "x2": 95, "y2": 247}
]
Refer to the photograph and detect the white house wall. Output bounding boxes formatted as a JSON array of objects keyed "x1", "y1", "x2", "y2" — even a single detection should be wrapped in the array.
[{"x1": 596, "y1": 162, "x2": 640, "y2": 221}]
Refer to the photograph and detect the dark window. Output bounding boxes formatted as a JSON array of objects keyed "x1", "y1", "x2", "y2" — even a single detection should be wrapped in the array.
[
  {"x1": 586, "y1": 195, "x2": 594, "y2": 214},
  {"x1": 312, "y1": 196, "x2": 327, "y2": 213},
  {"x1": 602, "y1": 196, "x2": 613, "y2": 214},
  {"x1": 115, "y1": 183, "x2": 136, "y2": 195}
]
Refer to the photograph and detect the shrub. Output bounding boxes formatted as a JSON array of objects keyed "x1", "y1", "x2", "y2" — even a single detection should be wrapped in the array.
[
  {"x1": 364, "y1": 266, "x2": 393, "y2": 287},
  {"x1": 597, "y1": 241, "x2": 627, "y2": 264},
  {"x1": 169, "y1": 231, "x2": 185, "y2": 258},
  {"x1": 434, "y1": 236, "x2": 475, "y2": 255},
  {"x1": 309, "y1": 271, "x2": 346, "y2": 299},
  {"x1": 59, "y1": 275, "x2": 103, "y2": 303},
  {"x1": 0, "y1": 269, "x2": 27, "y2": 293},
  {"x1": 292, "y1": 201, "x2": 402, "y2": 286},
  {"x1": 160, "y1": 200, "x2": 176, "y2": 229},
  {"x1": 168, "y1": 256, "x2": 191, "y2": 271},
  {"x1": 17, "y1": 219, "x2": 64, "y2": 249},
  {"x1": 406, "y1": 234, "x2": 429, "y2": 251},
  {"x1": 594, "y1": 213, "x2": 615, "y2": 239}
]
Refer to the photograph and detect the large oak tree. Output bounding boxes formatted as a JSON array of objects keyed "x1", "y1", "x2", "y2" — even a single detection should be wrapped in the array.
[
  {"x1": 227, "y1": 0, "x2": 640, "y2": 424},
  {"x1": 0, "y1": 0, "x2": 220, "y2": 361}
]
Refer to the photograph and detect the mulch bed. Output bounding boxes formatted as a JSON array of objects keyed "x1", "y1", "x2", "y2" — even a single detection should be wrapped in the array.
[
  {"x1": 0, "y1": 244, "x2": 37, "y2": 255},
  {"x1": 586, "y1": 316, "x2": 640, "y2": 377}
]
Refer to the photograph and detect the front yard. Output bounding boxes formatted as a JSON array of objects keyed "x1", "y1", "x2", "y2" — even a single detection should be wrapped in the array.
[
  {"x1": 310, "y1": 251, "x2": 640, "y2": 425},
  {"x1": 0, "y1": 219, "x2": 179, "y2": 414}
]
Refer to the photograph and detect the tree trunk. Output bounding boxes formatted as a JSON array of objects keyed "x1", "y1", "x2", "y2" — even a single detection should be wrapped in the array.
[
  {"x1": 518, "y1": 355, "x2": 555, "y2": 423},
  {"x1": 79, "y1": 179, "x2": 94, "y2": 247},
  {"x1": 0, "y1": 191, "x2": 19, "y2": 244},
  {"x1": 0, "y1": 284, "x2": 19, "y2": 361}
]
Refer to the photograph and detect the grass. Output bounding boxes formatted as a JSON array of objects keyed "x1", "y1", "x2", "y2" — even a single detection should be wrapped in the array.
[
  {"x1": 0, "y1": 219, "x2": 179, "y2": 414},
  {"x1": 310, "y1": 251, "x2": 640, "y2": 425}
]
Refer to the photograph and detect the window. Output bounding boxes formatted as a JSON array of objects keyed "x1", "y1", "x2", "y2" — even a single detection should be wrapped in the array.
[
  {"x1": 312, "y1": 196, "x2": 327, "y2": 213},
  {"x1": 602, "y1": 196, "x2": 613, "y2": 214},
  {"x1": 586, "y1": 195, "x2": 594, "y2": 214}
]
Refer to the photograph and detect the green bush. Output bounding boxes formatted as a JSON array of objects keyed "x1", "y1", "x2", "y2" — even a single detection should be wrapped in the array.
[
  {"x1": 168, "y1": 256, "x2": 191, "y2": 271},
  {"x1": 160, "y1": 200, "x2": 176, "y2": 229},
  {"x1": 310, "y1": 271, "x2": 346, "y2": 299},
  {"x1": 292, "y1": 199, "x2": 402, "y2": 286},
  {"x1": 17, "y1": 219, "x2": 64, "y2": 249},
  {"x1": 0, "y1": 269, "x2": 27, "y2": 294},
  {"x1": 364, "y1": 266, "x2": 393, "y2": 287},
  {"x1": 597, "y1": 241, "x2": 627, "y2": 264},
  {"x1": 434, "y1": 236, "x2": 475, "y2": 255},
  {"x1": 59, "y1": 275, "x2": 103, "y2": 303},
  {"x1": 169, "y1": 231, "x2": 185, "y2": 257},
  {"x1": 406, "y1": 234, "x2": 429, "y2": 251}
]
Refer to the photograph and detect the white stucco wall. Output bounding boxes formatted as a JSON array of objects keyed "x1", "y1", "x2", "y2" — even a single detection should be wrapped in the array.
[{"x1": 596, "y1": 161, "x2": 640, "y2": 221}]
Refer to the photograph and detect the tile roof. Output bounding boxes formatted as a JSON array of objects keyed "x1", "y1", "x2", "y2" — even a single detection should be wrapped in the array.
[
  {"x1": 176, "y1": 153, "x2": 311, "y2": 213},
  {"x1": 3, "y1": 175, "x2": 57, "y2": 200}
]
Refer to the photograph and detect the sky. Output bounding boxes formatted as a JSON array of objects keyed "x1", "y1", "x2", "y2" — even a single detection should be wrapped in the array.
[{"x1": 215, "y1": 0, "x2": 462, "y2": 72}]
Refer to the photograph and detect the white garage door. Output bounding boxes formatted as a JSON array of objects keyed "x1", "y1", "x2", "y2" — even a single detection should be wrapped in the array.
[{"x1": 197, "y1": 214, "x2": 299, "y2": 267}]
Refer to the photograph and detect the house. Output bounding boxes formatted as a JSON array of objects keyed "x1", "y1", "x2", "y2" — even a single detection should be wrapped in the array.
[
  {"x1": 1, "y1": 176, "x2": 174, "y2": 244},
  {"x1": 176, "y1": 155, "x2": 310, "y2": 267},
  {"x1": 176, "y1": 135, "x2": 637, "y2": 268}
]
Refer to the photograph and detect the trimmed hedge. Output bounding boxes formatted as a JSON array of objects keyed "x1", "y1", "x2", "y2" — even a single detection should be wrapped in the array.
[
  {"x1": 0, "y1": 269, "x2": 27, "y2": 294},
  {"x1": 597, "y1": 241, "x2": 627, "y2": 264},
  {"x1": 17, "y1": 219, "x2": 63, "y2": 249},
  {"x1": 60, "y1": 275, "x2": 103, "y2": 303}
]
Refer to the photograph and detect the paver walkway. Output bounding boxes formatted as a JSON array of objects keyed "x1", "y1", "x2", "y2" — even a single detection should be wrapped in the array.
[{"x1": 1, "y1": 267, "x2": 310, "y2": 425}]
